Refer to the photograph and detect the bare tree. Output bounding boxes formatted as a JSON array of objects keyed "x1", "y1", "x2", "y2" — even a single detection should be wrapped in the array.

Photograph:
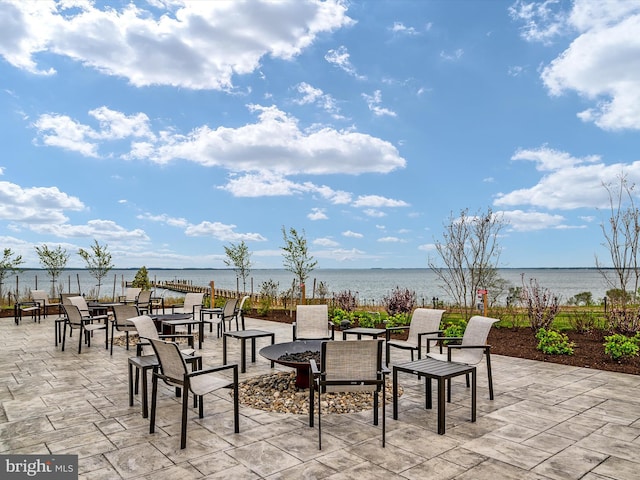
[
  {"x1": 595, "y1": 175, "x2": 640, "y2": 300},
  {"x1": 78, "y1": 240, "x2": 114, "y2": 298},
  {"x1": 223, "y1": 241, "x2": 252, "y2": 292},
  {"x1": 428, "y1": 207, "x2": 507, "y2": 319},
  {"x1": 35, "y1": 244, "x2": 69, "y2": 296},
  {"x1": 281, "y1": 226, "x2": 317, "y2": 300}
]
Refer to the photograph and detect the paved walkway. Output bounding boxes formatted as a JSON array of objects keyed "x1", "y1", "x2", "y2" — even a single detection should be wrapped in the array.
[{"x1": 1, "y1": 313, "x2": 639, "y2": 479}]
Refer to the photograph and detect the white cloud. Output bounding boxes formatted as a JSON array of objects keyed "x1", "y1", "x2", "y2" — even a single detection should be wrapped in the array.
[
  {"x1": 293, "y1": 82, "x2": 343, "y2": 118},
  {"x1": 342, "y1": 230, "x2": 363, "y2": 238},
  {"x1": 494, "y1": 146, "x2": 640, "y2": 210},
  {"x1": 418, "y1": 243, "x2": 436, "y2": 251},
  {"x1": 324, "y1": 45, "x2": 365, "y2": 79},
  {"x1": 439, "y1": 49, "x2": 464, "y2": 61},
  {"x1": 390, "y1": 22, "x2": 418, "y2": 36},
  {"x1": 362, "y1": 90, "x2": 397, "y2": 117},
  {"x1": 0, "y1": 0, "x2": 353, "y2": 90},
  {"x1": 313, "y1": 237, "x2": 339, "y2": 247},
  {"x1": 0, "y1": 180, "x2": 84, "y2": 224},
  {"x1": 378, "y1": 236, "x2": 405, "y2": 243},
  {"x1": 37, "y1": 104, "x2": 406, "y2": 175},
  {"x1": 499, "y1": 210, "x2": 571, "y2": 232},
  {"x1": 352, "y1": 195, "x2": 409, "y2": 208},
  {"x1": 31, "y1": 219, "x2": 149, "y2": 243},
  {"x1": 185, "y1": 221, "x2": 266, "y2": 242},
  {"x1": 511, "y1": 0, "x2": 640, "y2": 131},
  {"x1": 363, "y1": 209, "x2": 386, "y2": 218},
  {"x1": 308, "y1": 208, "x2": 328, "y2": 220}
]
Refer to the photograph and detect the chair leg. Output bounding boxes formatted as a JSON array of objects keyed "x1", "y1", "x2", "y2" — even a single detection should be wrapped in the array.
[
  {"x1": 317, "y1": 388, "x2": 322, "y2": 450},
  {"x1": 180, "y1": 382, "x2": 189, "y2": 449},
  {"x1": 486, "y1": 352, "x2": 494, "y2": 400},
  {"x1": 233, "y1": 368, "x2": 240, "y2": 433},
  {"x1": 308, "y1": 378, "x2": 314, "y2": 427},
  {"x1": 150, "y1": 373, "x2": 158, "y2": 433},
  {"x1": 61, "y1": 323, "x2": 67, "y2": 351},
  {"x1": 110, "y1": 323, "x2": 115, "y2": 355},
  {"x1": 373, "y1": 389, "x2": 379, "y2": 426},
  {"x1": 78, "y1": 327, "x2": 83, "y2": 354}
]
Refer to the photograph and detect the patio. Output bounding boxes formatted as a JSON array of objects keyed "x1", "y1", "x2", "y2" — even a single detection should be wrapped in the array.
[{"x1": 1, "y1": 314, "x2": 639, "y2": 479}]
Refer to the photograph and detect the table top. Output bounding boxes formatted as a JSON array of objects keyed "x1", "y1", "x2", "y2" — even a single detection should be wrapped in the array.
[
  {"x1": 151, "y1": 313, "x2": 192, "y2": 321},
  {"x1": 224, "y1": 329, "x2": 273, "y2": 339},
  {"x1": 394, "y1": 357, "x2": 475, "y2": 377},
  {"x1": 343, "y1": 327, "x2": 386, "y2": 334}
]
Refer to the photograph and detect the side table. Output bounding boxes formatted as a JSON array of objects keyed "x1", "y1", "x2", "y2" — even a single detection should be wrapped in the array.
[
  {"x1": 223, "y1": 330, "x2": 275, "y2": 373},
  {"x1": 342, "y1": 327, "x2": 386, "y2": 340},
  {"x1": 393, "y1": 358, "x2": 476, "y2": 434}
]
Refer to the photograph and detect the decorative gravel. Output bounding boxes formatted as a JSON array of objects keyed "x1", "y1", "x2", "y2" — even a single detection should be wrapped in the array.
[{"x1": 235, "y1": 371, "x2": 402, "y2": 415}]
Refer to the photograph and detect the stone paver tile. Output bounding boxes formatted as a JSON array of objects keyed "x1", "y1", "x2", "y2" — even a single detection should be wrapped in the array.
[
  {"x1": 531, "y1": 445, "x2": 609, "y2": 480},
  {"x1": 438, "y1": 447, "x2": 487, "y2": 469},
  {"x1": 314, "y1": 448, "x2": 369, "y2": 471},
  {"x1": 265, "y1": 459, "x2": 338, "y2": 480},
  {"x1": 463, "y1": 433, "x2": 552, "y2": 470},
  {"x1": 455, "y1": 458, "x2": 552, "y2": 480},
  {"x1": 594, "y1": 422, "x2": 640, "y2": 442},
  {"x1": 491, "y1": 424, "x2": 539, "y2": 443},
  {"x1": 522, "y1": 431, "x2": 576, "y2": 454},
  {"x1": 3, "y1": 397, "x2": 60, "y2": 422},
  {"x1": 343, "y1": 438, "x2": 424, "y2": 473},
  {"x1": 104, "y1": 442, "x2": 174, "y2": 479},
  {"x1": 400, "y1": 457, "x2": 466, "y2": 480},
  {"x1": 201, "y1": 463, "x2": 260, "y2": 479},
  {"x1": 227, "y1": 440, "x2": 302, "y2": 477},
  {"x1": 582, "y1": 398, "x2": 640, "y2": 425},
  {"x1": 592, "y1": 456, "x2": 640, "y2": 480},
  {"x1": 188, "y1": 451, "x2": 243, "y2": 476},
  {"x1": 575, "y1": 432, "x2": 640, "y2": 463},
  {"x1": 323, "y1": 460, "x2": 405, "y2": 480},
  {"x1": 138, "y1": 463, "x2": 204, "y2": 479},
  {"x1": 267, "y1": 426, "x2": 344, "y2": 461},
  {"x1": 546, "y1": 415, "x2": 607, "y2": 441},
  {"x1": 484, "y1": 408, "x2": 558, "y2": 431},
  {"x1": 386, "y1": 425, "x2": 459, "y2": 458}
]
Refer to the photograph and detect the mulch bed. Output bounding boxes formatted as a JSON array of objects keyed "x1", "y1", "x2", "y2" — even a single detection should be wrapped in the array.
[{"x1": 253, "y1": 309, "x2": 640, "y2": 376}]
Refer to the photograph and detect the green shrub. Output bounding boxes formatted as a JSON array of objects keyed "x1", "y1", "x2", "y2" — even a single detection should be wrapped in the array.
[
  {"x1": 384, "y1": 312, "x2": 410, "y2": 328},
  {"x1": 352, "y1": 311, "x2": 380, "y2": 328},
  {"x1": 442, "y1": 320, "x2": 466, "y2": 345},
  {"x1": 535, "y1": 328, "x2": 575, "y2": 355},
  {"x1": 603, "y1": 333, "x2": 640, "y2": 361},
  {"x1": 330, "y1": 307, "x2": 353, "y2": 326}
]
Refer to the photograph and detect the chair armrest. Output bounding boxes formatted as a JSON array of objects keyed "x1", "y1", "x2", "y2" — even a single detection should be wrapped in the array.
[
  {"x1": 170, "y1": 303, "x2": 185, "y2": 313},
  {"x1": 447, "y1": 344, "x2": 491, "y2": 361},
  {"x1": 329, "y1": 322, "x2": 335, "y2": 340},
  {"x1": 310, "y1": 359, "x2": 320, "y2": 375},
  {"x1": 380, "y1": 365, "x2": 391, "y2": 375},
  {"x1": 385, "y1": 325, "x2": 409, "y2": 341},
  {"x1": 187, "y1": 363, "x2": 238, "y2": 378}
]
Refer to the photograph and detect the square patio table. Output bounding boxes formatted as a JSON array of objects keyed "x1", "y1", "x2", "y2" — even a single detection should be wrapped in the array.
[
  {"x1": 223, "y1": 329, "x2": 275, "y2": 373},
  {"x1": 393, "y1": 357, "x2": 476, "y2": 434},
  {"x1": 342, "y1": 327, "x2": 386, "y2": 340},
  {"x1": 128, "y1": 353, "x2": 201, "y2": 418}
]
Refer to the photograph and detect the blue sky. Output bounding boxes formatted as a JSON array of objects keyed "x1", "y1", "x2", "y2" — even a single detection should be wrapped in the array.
[{"x1": 1, "y1": 0, "x2": 639, "y2": 269}]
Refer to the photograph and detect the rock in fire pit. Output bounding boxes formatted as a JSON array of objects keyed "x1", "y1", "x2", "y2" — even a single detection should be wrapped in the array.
[{"x1": 235, "y1": 371, "x2": 402, "y2": 415}]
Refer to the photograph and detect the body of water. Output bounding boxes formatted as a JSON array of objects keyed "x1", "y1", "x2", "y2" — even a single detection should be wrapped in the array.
[{"x1": 3, "y1": 268, "x2": 612, "y2": 305}]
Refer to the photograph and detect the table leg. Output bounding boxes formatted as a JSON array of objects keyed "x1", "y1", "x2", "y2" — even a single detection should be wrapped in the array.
[
  {"x1": 198, "y1": 321, "x2": 203, "y2": 349},
  {"x1": 251, "y1": 338, "x2": 256, "y2": 363},
  {"x1": 128, "y1": 362, "x2": 134, "y2": 407},
  {"x1": 240, "y1": 339, "x2": 246, "y2": 373},
  {"x1": 437, "y1": 377, "x2": 445, "y2": 435},
  {"x1": 223, "y1": 335, "x2": 228, "y2": 365},
  {"x1": 392, "y1": 367, "x2": 398, "y2": 419},
  {"x1": 426, "y1": 378, "x2": 432, "y2": 409},
  {"x1": 269, "y1": 334, "x2": 275, "y2": 367}
]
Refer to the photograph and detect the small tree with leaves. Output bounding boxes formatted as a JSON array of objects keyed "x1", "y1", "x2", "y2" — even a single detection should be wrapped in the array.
[
  {"x1": 0, "y1": 248, "x2": 24, "y2": 304},
  {"x1": 78, "y1": 240, "x2": 114, "y2": 298},
  {"x1": 281, "y1": 226, "x2": 317, "y2": 300},
  {"x1": 223, "y1": 241, "x2": 252, "y2": 292},
  {"x1": 131, "y1": 266, "x2": 151, "y2": 290},
  {"x1": 35, "y1": 244, "x2": 69, "y2": 296}
]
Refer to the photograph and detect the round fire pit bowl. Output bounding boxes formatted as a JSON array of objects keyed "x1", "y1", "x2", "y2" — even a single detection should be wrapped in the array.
[{"x1": 259, "y1": 340, "x2": 323, "y2": 389}]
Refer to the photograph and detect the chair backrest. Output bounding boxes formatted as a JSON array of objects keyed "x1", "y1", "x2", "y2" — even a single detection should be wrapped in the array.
[
  {"x1": 222, "y1": 298, "x2": 239, "y2": 318},
  {"x1": 407, "y1": 309, "x2": 445, "y2": 345},
  {"x1": 62, "y1": 304, "x2": 84, "y2": 328},
  {"x1": 238, "y1": 295, "x2": 250, "y2": 312},
  {"x1": 296, "y1": 305, "x2": 330, "y2": 340},
  {"x1": 112, "y1": 304, "x2": 139, "y2": 330},
  {"x1": 136, "y1": 290, "x2": 152, "y2": 308},
  {"x1": 149, "y1": 338, "x2": 188, "y2": 388},
  {"x1": 130, "y1": 315, "x2": 160, "y2": 355},
  {"x1": 322, "y1": 339, "x2": 383, "y2": 393},
  {"x1": 460, "y1": 315, "x2": 499, "y2": 364},
  {"x1": 61, "y1": 293, "x2": 81, "y2": 305},
  {"x1": 68, "y1": 296, "x2": 90, "y2": 316},
  {"x1": 31, "y1": 290, "x2": 48, "y2": 305},
  {"x1": 184, "y1": 292, "x2": 204, "y2": 315},
  {"x1": 123, "y1": 287, "x2": 142, "y2": 302}
]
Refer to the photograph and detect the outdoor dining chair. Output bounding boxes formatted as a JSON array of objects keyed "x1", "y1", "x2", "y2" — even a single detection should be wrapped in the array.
[
  {"x1": 135, "y1": 290, "x2": 152, "y2": 315},
  {"x1": 31, "y1": 289, "x2": 61, "y2": 316},
  {"x1": 385, "y1": 308, "x2": 445, "y2": 365},
  {"x1": 293, "y1": 304, "x2": 335, "y2": 341},
  {"x1": 61, "y1": 304, "x2": 108, "y2": 353},
  {"x1": 426, "y1": 315, "x2": 499, "y2": 400},
  {"x1": 118, "y1": 287, "x2": 142, "y2": 305},
  {"x1": 110, "y1": 304, "x2": 139, "y2": 354},
  {"x1": 309, "y1": 339, "x2": 389, "y2": 449},
  {"x1": 148, "y1": 338, "x2": 239, "y2": 449},
  {"x1": 129, "y1": 314, "x2": 196, "y2": 356}
]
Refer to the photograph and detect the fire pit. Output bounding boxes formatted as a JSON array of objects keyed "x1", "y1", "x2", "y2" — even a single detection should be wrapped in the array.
[{"x1": 259, "y1": 340, "x2": 323, "y2": 389}]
